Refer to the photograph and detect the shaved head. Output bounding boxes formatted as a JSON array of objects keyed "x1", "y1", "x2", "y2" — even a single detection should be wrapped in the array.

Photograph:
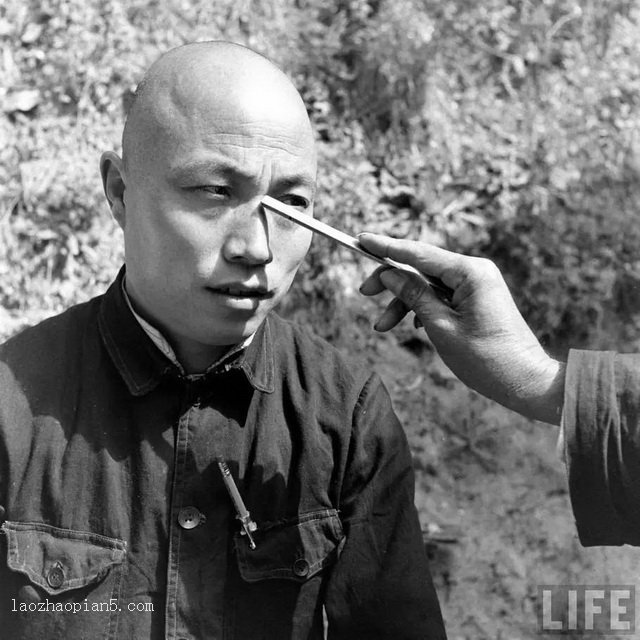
[{"x1": 122, "y1": 41, "x2": 315, "y2": 174}]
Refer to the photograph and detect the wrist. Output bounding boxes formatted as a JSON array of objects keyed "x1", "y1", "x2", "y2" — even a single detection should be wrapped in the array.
[{"x1": 509, "y1": 355, "x2": 566, "y2": 425}]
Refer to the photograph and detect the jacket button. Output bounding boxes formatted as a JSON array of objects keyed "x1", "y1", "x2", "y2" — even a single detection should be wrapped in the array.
[
  {"x1": 293, "y1": 558, "x2": 310, "y2": 577},
  {"x1": 178, "y1": 506, "x2": 204, "y2": 529},
  {"x1": 47, "y1": 564, "x2": 65, "y2": 589}
]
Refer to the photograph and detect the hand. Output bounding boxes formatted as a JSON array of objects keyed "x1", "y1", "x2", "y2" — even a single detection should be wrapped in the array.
[{"x1": 357, "y1": 233, "x2": 565, "y2": 424}]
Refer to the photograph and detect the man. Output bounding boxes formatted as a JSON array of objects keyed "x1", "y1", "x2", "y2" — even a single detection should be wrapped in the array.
[
  {"x1": 0, "y1": 43, "x2": 446, "y2": 638},
  {"x1": 358, "y1": 233, "x2": 640, "y2": 549}
]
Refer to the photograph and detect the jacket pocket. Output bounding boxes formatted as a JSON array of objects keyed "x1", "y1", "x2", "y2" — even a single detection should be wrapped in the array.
[
  {"x1": 234, "y1": 508, "x2": 345, "y2": 583},
  {"x1": 1, "y1": 521, "x2": 127, "y2": 640}
]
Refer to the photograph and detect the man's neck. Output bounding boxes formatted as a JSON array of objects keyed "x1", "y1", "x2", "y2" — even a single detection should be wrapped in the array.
[{"x1": 172, "y1": 340, "x2": 231, "y2": 376}]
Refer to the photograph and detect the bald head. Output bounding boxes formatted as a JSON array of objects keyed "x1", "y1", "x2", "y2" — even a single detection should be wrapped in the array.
[{"x1": 122, "y1": 42, "x2": 315, "y2": 173}]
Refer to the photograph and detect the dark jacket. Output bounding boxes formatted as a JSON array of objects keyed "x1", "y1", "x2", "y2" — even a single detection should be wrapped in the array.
[{"x1": 0, "y1": 272, "x2": 446, "y2": 639}]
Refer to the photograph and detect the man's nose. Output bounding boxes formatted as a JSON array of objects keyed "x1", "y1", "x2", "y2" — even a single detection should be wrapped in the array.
[{"x1": 222, "y1": 204, "x2": 273, "y2": 266}]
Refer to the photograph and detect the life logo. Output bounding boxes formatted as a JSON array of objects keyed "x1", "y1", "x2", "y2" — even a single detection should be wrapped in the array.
[{"x1": 537, "y1": 585, "x2": 635, "y2": 635}]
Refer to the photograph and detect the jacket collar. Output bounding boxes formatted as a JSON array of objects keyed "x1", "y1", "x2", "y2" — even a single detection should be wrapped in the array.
[{"x1": 98, "y1": 268, "x2": 275, "y2": 396}]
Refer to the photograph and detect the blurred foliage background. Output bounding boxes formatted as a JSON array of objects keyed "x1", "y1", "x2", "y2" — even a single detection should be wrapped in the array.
[
  {"x1": 2, "y1": 1, "x2": 640, "y2": 637},
  {"x1": 2, "y1": 0, "x2": 640, "y2": 351}
]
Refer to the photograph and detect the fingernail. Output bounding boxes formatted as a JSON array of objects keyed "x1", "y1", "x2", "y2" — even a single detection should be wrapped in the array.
[{"x1": 357, "y1": 232, "x2": 372, "y2": 240}]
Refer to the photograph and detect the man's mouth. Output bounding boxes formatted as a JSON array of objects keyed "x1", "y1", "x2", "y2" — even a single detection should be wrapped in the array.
[{"x1": 208, "y1": 285, "x2": 274, "y2": 299}]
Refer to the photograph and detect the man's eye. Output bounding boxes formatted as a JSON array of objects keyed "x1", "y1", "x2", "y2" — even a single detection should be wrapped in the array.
[
  {"x1": 279, "y1": 195, "x2": 310, "y2": 210},
  {"x1": 191, "y1": 185, "x2": 230, "y2": 198}
]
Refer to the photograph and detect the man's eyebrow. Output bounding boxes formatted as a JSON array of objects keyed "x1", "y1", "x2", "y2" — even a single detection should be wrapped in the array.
[
  {"x1": 274, "y1": 175, "x2": 317, "y2": 197},
  {"x1": 168, "y1": 160, "x2": 316, "y2": 195},
  {"x1": 167, "y1": 159, "x2": 248, "y2": 182}
]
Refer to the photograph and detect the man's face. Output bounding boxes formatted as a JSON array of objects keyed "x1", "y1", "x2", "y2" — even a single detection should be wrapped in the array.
[{"x1": 114, "y1": 85, "x2": 316, "y2": 363}]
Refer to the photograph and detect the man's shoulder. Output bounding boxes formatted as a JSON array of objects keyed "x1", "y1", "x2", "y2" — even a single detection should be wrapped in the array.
[
  {"x1": 0, "y1": 296, "x2": 103, "y2": 373},
  {"x1": 268, "y1": 313, "x2": 361, "y2": 364},
  {"x1": 268, "y1": 313, "x2": 374, "y2": 391}
]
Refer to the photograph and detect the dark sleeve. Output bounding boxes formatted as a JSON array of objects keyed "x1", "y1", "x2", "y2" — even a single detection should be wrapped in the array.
[
  {"x1": 563, "y1": 349, "x2": 640, "y2": 546},
  {"x1": 324, "y1": 373, "x2": 447, "y2": 640}
]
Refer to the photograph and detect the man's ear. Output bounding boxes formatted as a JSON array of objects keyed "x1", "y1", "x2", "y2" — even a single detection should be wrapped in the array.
[{"x1": 100, "y1": 151, "x2": 127, "y2": 229}]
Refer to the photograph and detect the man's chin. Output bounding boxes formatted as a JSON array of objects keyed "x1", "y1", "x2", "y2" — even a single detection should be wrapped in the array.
[{"x1": 203, "y1": 314, "x2": 264, "y2": 347}]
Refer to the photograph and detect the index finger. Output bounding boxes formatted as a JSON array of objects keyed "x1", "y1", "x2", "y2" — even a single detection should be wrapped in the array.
[{"x1": 357, "y1": 233, "x2": 464, "y2": 288}]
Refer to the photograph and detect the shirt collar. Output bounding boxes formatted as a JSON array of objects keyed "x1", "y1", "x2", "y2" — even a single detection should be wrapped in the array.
[
  {"x1": 120, "y1": 277, "x2": 254, "y2": 377},
  {"x1": 98, "y1": 267, "x2": 275, "y2": 396}
]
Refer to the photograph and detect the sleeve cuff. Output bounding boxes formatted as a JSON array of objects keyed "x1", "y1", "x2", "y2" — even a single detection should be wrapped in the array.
[{"x1": 563, "y1": 349, "x2": 627, "y2": 546}]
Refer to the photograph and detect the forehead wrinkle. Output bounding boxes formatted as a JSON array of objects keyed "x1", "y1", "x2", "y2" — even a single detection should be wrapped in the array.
[
  {"x1": 201, "y1": 121, "x2": 313, "y2": 142},
  {"x1": 197, "y1": 135, "x2": 317, "y2": 158},
  {"x1": 167, "y1": 138, "x2": 316, "y2": 170},
  {"x1": 181, "y1": 105, "x2": 315, "y2": 150}
]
